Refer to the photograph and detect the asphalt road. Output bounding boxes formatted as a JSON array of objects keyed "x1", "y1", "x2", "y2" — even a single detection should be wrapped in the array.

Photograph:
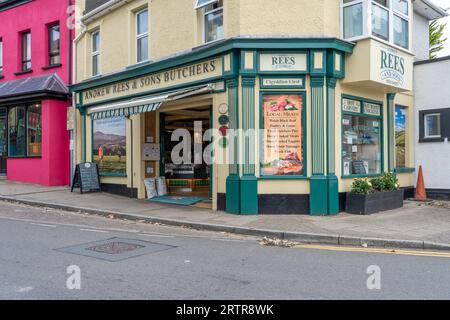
[{"x1": 0, "y1": 201, "x2": 450, "y2": 300}]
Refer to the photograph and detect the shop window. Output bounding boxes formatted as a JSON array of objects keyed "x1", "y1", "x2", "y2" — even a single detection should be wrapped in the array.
[
  {"x1": 341, "y1": 0, "x2": 410, "y2": 50},
  {"x1": 136, "y1": 9, "x2": 149, "y2": 63},
  {"x1": 92, "y1": 117, "x2": 127, "y2": 176},
  {"x1": 0, "y1": 39, "x2": 3, "y2": 77},
  {"x1": 21, "y1": 31, "x2": 31, "y2": 71},
  {"x1": 8, "y1": 107, "x2": 26, "y2": 157},
  {"x1": 7, "y1": 104, "x2": 42, "y2": 157},
  {"x1": 424, "y1": 113, "x2": 441, "y2": 138},
  {"x1": 260, "y1": 93, "x2": 306, "y2": 177},
  {"x1": 202, "y1": 0, "x2": 223, "y2": 44},
  {"x1": 395, "y1": 105, "x2": 406, "y2": 168},
  {"x1": 91, "y1": 31, "x2": 100, "y2": 76},
  {"x1": 27, "y1": 104, "x2": 41, "y2": 156},
  {"x1": 48, "y1": 23, "x2": 60, "y2": 66},
  {"x1": 342, "y1": 97, "x2": 383, "y2": 176}
]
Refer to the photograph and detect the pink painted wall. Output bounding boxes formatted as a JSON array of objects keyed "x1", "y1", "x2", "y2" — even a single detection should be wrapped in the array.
[
  {"x1": 0, "y1": 0, "x2": 73, "y2": 186},
  {"x1": 0, "y1": 0, "x2": 73, "y2": 82}
]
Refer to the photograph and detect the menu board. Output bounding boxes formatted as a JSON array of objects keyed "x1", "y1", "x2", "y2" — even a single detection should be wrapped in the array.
[
  {"x1": 261, "y1": 94, "x2": 304, "y2": 176},
  {"x1": 71, "y1": 162, "x2": 101, "y2": 194}
]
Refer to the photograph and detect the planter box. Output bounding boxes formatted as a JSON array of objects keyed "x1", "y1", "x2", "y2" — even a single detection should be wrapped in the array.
[{"x1": 346, "y1": 189, "x2": 404, "y2": 215}]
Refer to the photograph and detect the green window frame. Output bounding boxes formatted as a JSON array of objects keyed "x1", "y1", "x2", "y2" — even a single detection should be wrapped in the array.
[
  {"x1": 259, "y1": 91, "x2": 307, "y2": 180},
  {"x1": 341, "y1": 94, "x2": 384, "y2": 179}
]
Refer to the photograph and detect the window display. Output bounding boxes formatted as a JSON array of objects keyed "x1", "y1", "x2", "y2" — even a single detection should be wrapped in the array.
[{"x1": 342, "y1": 98, "x2": 382, "y2": 176}]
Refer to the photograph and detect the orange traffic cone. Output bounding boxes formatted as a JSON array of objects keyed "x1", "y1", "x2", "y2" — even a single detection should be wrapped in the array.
[{"x1": 415, "y1": 165, "x2": 427, "y2": 201}]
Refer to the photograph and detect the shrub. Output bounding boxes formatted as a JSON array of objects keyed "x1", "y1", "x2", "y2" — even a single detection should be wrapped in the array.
[
  {"x1": 351, "y1": 178, "x2": 373, "y2": 195},
  {"x1": 370, "y1": 176, "x2": 385, "y2": 192},
  {"x1": 382, "y1": 172, "x2": 400, "y2": 191}
]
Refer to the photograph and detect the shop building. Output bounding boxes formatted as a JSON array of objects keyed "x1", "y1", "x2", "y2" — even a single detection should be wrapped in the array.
[
  {"x1": 71, "y1": 0, "x2": 443, "y2": 215},
  {"x1": 0, "y1": 0, "x2": 73, "y2": 186}
]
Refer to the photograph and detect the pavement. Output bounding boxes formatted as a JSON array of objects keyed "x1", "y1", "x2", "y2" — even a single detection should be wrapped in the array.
[{"x1": 0, "y1": 179, "x2": 450, "y2": 251}]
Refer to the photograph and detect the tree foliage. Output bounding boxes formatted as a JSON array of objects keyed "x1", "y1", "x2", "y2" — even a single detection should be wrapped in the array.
[{"x1": 429, "y1": 20, "x2": 448, "y2": 59}]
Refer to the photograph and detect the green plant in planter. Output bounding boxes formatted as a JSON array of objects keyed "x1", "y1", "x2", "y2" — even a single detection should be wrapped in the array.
[
  {"x1": 370, "y1": 176, "x2": 385, "y2": 192},
  {"x1": 351, "y1": 178, "x2": 373, "y2": 195},
  {"x1": 382, "y1": 172, "x2": 400, "y2": 191}
]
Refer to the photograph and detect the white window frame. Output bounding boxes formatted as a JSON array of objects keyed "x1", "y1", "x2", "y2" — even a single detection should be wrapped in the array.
[
  {"x1": 424, "y1": 113, "x2": 441, "y2": 138},
  {"x1": 195, "y1": 0, "x2": 217, "y2": 10},
  {"x1": 91, "y1": 31, "x2": 100, "y2": 76},
  {"x1": 135, "y1": 8, "x2": 149, "y2": 63},
  {"x1": 202, "y1": 2, "x2": 224, "y2": 44},
  {"x1": 341, "y1": 0, "x2": 411, "y2": 52}
]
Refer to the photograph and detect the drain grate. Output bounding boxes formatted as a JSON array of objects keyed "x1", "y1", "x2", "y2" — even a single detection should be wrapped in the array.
[
  {"x1": 86, "y1": 242, "x2": 144, "y2": 254},
  {"x1": 56, "y1": 237, "x2": 176, "y2": 262}
]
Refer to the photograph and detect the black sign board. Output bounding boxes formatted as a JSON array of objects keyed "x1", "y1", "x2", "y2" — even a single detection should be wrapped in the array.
[
  {"x1": 71, "y1": 162, "x2": 101, "y2": 194},
  {"x1": 352, "y1": 161, "x2": 367, "y2": 175}
]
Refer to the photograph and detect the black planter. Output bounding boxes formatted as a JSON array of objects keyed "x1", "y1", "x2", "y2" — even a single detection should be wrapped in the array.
[{"x1": 345, "y1": 189, "x2": 404, "y2": 215}]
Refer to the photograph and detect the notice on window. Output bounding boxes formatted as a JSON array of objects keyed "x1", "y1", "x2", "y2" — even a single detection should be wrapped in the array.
[
  {"x1": 342, "y1": 98, "x2": 361, "y2": 113},
  {"x1": 261, "y1": 94, "x2": 304, "y2": 176}
]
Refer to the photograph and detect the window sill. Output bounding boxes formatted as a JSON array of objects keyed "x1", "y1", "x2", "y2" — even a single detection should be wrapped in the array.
[
  {"x1": 42, "y1": 64, "x2": 62, "y2": 70},
  {"x1": 14, "y1": 69, "x2": 33, "y2": 76},
  {"x1": 395, "y1": 167, "x2": 415, "y2": 174},
  {"x1": 341, "y1": 174, "x2": 382, "y2": 179},
  {"x1": 344, "y1": 35, "x2": 413, "y2": 56},
  {"x1": 419, "y1": 137, "x2": 445, "y2": 143},
  {"x1": 126, "y1": 60, "x2": 151, "y2": 70},
  {"x1": 99, "y1": 173, "x2": 127, "y2": 178},
  {"x1": 258, "y1": 175, "x2": 308, "y2": 181}
]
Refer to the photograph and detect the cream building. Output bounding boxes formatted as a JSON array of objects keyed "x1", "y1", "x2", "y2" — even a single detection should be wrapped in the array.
[{"x1": 70, "y1": 0, "x2": 447, "y2": 215}]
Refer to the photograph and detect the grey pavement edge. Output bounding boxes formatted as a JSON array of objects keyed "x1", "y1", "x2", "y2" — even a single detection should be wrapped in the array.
[{"x1": 1, "y1": 195, "x2": 450, "y2": 252}]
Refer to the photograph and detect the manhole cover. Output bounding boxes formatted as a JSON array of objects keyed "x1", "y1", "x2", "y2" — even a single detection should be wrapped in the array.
[
  {"x1": 86, "y1": 242, "x2": 144, "y2": 254},
  {"x1": 56, "y1": 237, "x2": 176, "y2": 262}
]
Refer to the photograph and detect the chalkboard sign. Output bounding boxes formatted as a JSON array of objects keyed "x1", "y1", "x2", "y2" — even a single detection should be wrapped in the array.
[
  {"x1": 352, "y1": 161, "x2": 367, "y2": 175},
  {"x1": 71, "y1": 162, "x2": 101, "y2": 194}
]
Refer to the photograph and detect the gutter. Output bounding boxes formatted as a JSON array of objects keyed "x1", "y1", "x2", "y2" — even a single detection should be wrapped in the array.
[{"x1": 81, "y1": 0, "x2": 129, "y2": 24}]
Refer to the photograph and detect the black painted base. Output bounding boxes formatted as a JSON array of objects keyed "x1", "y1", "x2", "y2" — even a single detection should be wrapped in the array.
[
  {"x1": 217, "y1": 193, "x2": 226, "y2": 211},
  {"x1": 424, "y1": 189, "x2": 450, "y2": 201},
  {"x1": 101, "y1": 183, "x2": 138, "y2": 198},
  {"x1": 258, "y1": 194, "x2": 310, "y2": 215}
]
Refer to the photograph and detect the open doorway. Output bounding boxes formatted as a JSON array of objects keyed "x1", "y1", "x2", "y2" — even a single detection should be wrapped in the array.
[{"x1": 160, "y1": 105, "x2": 212, "y2": 207}]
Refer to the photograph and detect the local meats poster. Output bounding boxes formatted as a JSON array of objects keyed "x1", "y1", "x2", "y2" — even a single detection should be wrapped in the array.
[{"x1": 262, "y1": 94, "x2": 304, "y2": 176}]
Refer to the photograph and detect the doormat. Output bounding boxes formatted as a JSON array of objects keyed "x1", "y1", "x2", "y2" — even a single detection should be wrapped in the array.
[{"x1": 149, "y1": 195, "x2": 206, "y2": 206}]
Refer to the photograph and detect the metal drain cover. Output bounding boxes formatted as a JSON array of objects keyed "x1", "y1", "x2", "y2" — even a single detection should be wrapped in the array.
[{"x1": 56, "y1": 237, "x2": 176, "y2": 262}]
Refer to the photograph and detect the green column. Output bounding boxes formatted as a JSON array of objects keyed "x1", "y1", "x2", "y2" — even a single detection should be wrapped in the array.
[
  {"x1": 310, "y1": 76, "x2": 328, "y2": 215},
  {"x1": 326, "y1": 77, "x2": 339, "y2": 215},
  {"x1": 225, "y1": 78, "x2": 241, "y2": 214},
  {"x1": 387, "y1": 93, "x2": 396, "y2": 172},
  {"x1": 239, "y1": 76, "x2": 258, "y2": 215}
]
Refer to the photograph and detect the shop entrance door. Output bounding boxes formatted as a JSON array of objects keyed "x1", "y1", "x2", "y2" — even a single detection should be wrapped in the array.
[{"x1": 0, "y1": 108, "x2": 7, "y2": 175}]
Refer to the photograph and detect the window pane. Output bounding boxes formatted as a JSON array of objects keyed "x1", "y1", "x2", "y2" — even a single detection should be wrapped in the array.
[
  {"x1": 372, "y1": 4, "x2": 389, "y2": 40},
  {"x1": 395, "y1": 106, "x2": 406, "y2": 168},
  {"x1": 49, "y1": 24, "x2": 60, "y2": 65},
  {"x1": 0, "y1": 40, "x2": 3, "y2": 77},
  {"x1": 92, "y1": 32, "x2": 100, "y2": 52},
  {"x1": 92, "y1": 54, "x2": 99, "y2": 76},
  {"x1": 8, "y1": 107, "x2": 26, "y2": 157},
  {"x1": 196, "y1": 0, "x2": 217, "y2": 9},
  {"x1": 27, "y1": 104, "x2": 41, "y2": 156},
  {"x1": 342, "y1": 114, "x2": 382, "y2": 175},
  {"x1": 204, "y1": 9, "x2": 223, "y2": 43},
  {"x1": 373, "y1": 0, "x2": 388, "y2": 7},
  {"x1": 343, "y1": 3, "x2": 363, "y2": 39},
  {"x1": 137, "y1": 36, "x2": 148, "y2": 62},
  {"x1": 425, "y1": 115, "x2": 441, "y2": 137},
  {"x1": 393, "y1": 0, "x2": 408, "y2": 15},
  {"x1": 137, "y1": 10, "x2": 148, "y2": 35},
  {"x1": 394, "y1": 15, "x2": 408, "y2": 49},
  {"x1": 22, "y1": 32, "x2": 31, "y2": 70}
]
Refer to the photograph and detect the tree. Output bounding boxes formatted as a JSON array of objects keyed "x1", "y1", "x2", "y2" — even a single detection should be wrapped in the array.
[{"x1": 429, "y1": 19, "x2": 448, "y2": 59}]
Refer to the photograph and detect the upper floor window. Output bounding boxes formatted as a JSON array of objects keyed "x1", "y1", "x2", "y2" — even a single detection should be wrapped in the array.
[
  {"x1": 200, "y1": 0, "x2": 223, "y2": 44},
  {"x1": 92, "y1": 31, "x2": 100, "y2": 76},
  {"x1": 0, "y1": 40, "x2": 3, "y2": 77},
  {"x1": 48, "y1": 23, "x2": 60, "y2": 66},
  {"x1": 21, "y1": 31, "x2": 31, "y2": 71},
  {"x1": 342, "y1": 0, "x2": 410, "y2": 50},
  {"x1": 136, "y1": 9, "x2": 149, "y2": 63}
]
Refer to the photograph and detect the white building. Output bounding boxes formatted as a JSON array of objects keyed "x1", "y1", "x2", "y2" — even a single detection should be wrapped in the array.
[{"x1": 413, "y1": 1, "x2": 449, "y2": 199}]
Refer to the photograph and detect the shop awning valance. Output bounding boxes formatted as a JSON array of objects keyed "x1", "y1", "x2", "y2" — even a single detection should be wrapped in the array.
[{"x1": 88, "y1": 83, "x2": 216, "y2": 120}]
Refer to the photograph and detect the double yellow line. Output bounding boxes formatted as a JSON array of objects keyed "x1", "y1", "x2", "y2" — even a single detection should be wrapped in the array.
[{"x1": 294, "y1": 244, "x2": 450, "y2": 258}]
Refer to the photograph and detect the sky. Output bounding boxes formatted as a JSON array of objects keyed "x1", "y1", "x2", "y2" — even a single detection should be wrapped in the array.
[{"x1": 431, "y1": 0, "x2": 450, "y2": 57}]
